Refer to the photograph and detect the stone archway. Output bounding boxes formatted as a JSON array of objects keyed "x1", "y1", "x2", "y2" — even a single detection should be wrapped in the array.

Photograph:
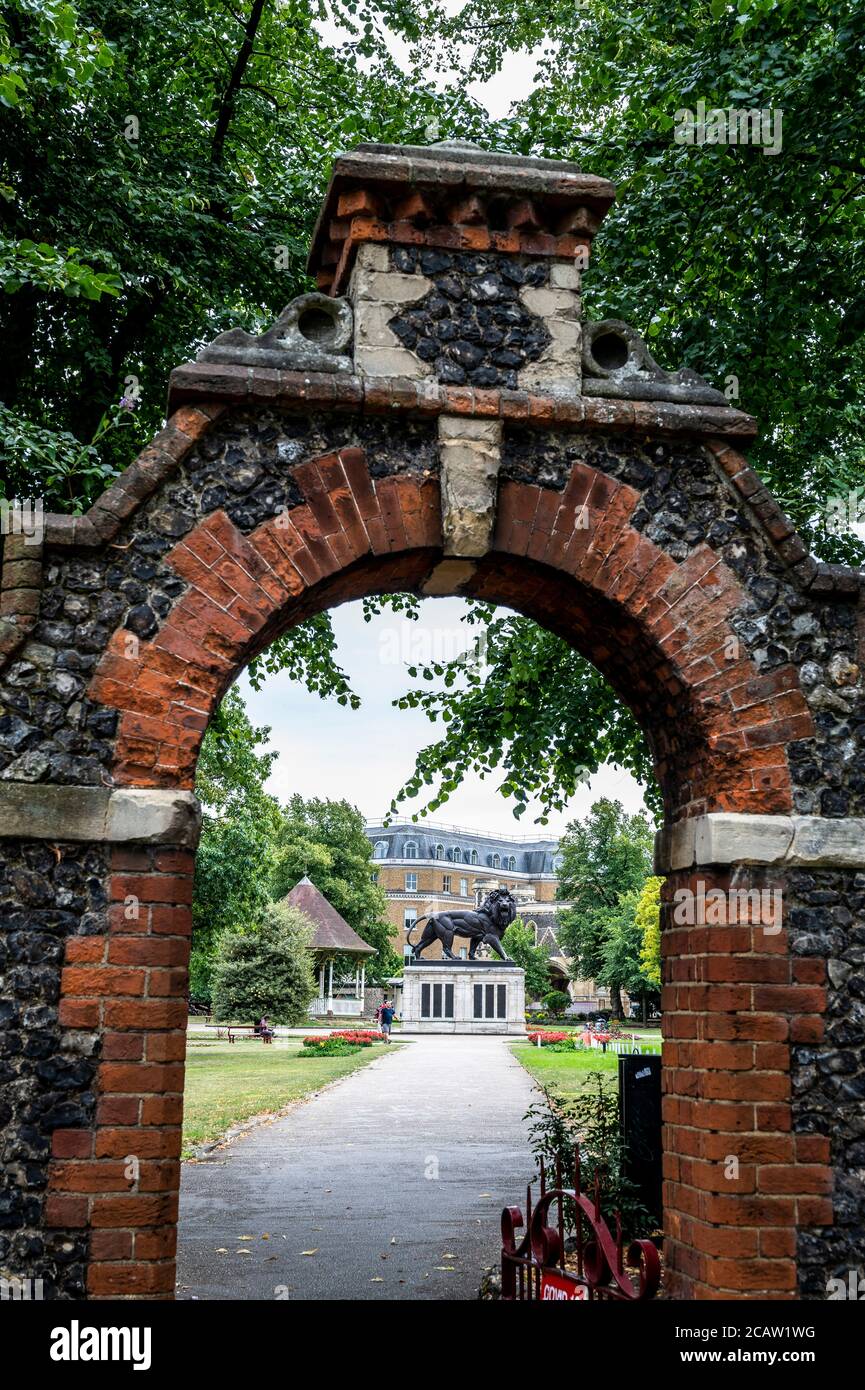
[{"x1": 1, "y1": 142, "x2": 862, "y2": 1301}]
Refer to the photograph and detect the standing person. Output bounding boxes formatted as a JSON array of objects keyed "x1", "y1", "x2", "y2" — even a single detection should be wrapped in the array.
[{"x1": 379, "y1": 999, "x2": 396, "y2": 1043}]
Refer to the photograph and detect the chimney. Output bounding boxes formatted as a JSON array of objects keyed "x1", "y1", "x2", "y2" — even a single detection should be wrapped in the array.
[{"x1": 308, "y1": 141, "x2": 615, "y2": 399}]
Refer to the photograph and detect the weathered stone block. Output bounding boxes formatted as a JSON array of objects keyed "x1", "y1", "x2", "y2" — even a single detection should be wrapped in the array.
[{"x1": 438, "y1": 414, "x2": 502, "y2": 557}]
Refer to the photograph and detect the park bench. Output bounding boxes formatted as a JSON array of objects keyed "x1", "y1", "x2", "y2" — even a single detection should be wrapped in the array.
[{"x1": 206, "y1": 1025, "x2": 276, "y2": 1044}]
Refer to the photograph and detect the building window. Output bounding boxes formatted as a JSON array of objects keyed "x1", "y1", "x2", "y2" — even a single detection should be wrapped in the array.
[
  {"x1": 403, "y1": 840, "x2": 418, "y2": 858},
  {"x1": 490, "y1": 853, "x2": 501, "y2": 870},
  {"x1": 434, "y1": 844, "x2": 444, "y2": 860},
  {"x1": 473, "y1": 983, "x2": 507, "y2": 1020},
  {"x1": 404, "y1": 908, "x2": 417, "y2": 931},
  {"x1": 443, "y1": 874, "x2": 451, "y2": 893},
  {"x1": 421, "y1": 981, "x2": 455, "y2": 1019},
  {"x1": 452, "y1": 847, "x2": 462, "y2": 863},
  {"x1": 506, "y1": 856, "x2": 517, "y2": 871},
  {"x1": 370, "y1": 871, "x2": 378, "y2": 883},
  {"x1": 553, "y1": 855, "x2": 564, "y2": 872},
  {"x1": 460, "y1": 878, "x2": 468, "y2": 897},
  {"x1": 470, "y1": 850, "x2": 479, "y2": 865},
  {"x1": 373, "y1": 841, "x2": 388, "y2": 859},
  {"x1": 405, "y1": 872, "x2": 417, "y2": 891},
  {"x1": 459, "y1": 947, "x2": 467, "y2": 959}
]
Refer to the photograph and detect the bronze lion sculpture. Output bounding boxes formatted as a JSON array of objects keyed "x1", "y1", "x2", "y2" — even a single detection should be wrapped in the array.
[{"x1": 407, "y1": 888, "x2": 517, "y2": 962}]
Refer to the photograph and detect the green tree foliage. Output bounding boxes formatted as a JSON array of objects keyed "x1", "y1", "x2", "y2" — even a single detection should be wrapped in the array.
[
  {"x1": 637, "y1": 875, "x2": 664, "y2": 992},
  {"x1": 597, "y1": 889, "x2": 651, "y2": 1013},
  {"x1": 556, "y1": 798, "x2": 654, "y2": 1016},
  {"x1": 191, "y1": 687, "x2": 282, "y2": 1000},
  {"x1": 502, "y1": 917, "x2": 551, "y2": 1000},
  {"x1": 271, "y1": 793, "x2": 400, "y2": 982},
  {"x1": 9, "y1": 0, "x2": 865, "y2": 839},
  {"x1": 390, "y1": 605, "x2": 657, "y2": 821},
  {"x1": 210, "y1": 900, "x2": 317, "y2": 1024},
  {"x1": 543, "y1": 988, "x2": 570, "y2": 1018},
  {"x1": 1, "y1": 0, "x2": 495, "y2": 508}
]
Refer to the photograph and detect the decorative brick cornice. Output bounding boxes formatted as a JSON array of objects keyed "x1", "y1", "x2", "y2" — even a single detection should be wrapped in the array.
[{"x1": 307, "y1": 142, "x2": 616, "y2": 293}]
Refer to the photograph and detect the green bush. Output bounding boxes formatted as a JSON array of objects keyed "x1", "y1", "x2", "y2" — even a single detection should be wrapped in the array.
[
  {"x1": 543, "y1": 989, "x2": 571, "y2": 1018},
  {"x1": 211, "y1": 902, "x2": 317, "y2": 1026},
  {"x1": 525, "y1": 1074, "x2": 654, "y2": 1241}
]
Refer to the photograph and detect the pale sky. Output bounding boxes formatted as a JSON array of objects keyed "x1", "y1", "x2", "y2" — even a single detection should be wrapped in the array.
[
  {"x1": 239, "y1": 598, "x2": 651, "y2": 838},
  {"x1": 316, "y1": 3, "x2": 545, "y2": 123}
]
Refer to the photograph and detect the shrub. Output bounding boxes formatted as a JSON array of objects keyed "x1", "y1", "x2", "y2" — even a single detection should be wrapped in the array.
[
  {"x1": 524, "y1": 1075, "x2": 654, "y2": 1241},
  {"x1": 211, "y1": 902, "x2": 317, "y2": 1026},
  {"x1": 544, "y1": 990, "x2": 571, "y2": 1018}
]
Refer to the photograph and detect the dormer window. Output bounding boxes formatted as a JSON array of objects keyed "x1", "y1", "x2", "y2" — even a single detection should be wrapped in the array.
[
  {"x1": 373, "y1": 841, "x2": 388, "y2": 859},
  {"x1": 403, "y1": 840, "x2": 418, "y2": 859},
  {"x1": 434, "y1": 844, "x2": 444, "y2": 860}
]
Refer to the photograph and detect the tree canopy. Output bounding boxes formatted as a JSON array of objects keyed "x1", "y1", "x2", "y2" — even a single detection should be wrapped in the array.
[
  {"x1": 556, "y1": 798, "x2": 654, "y2": 1015},
  {"x1": 271, "y1": 793, "x2": 401, "y2": 981},
  {"x1": 191, "y1": 686, "x2": 283, "y2": 999}
]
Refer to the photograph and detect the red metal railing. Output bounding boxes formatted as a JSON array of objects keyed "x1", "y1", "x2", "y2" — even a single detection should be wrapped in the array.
[{"x1": 501, "y1": 1150, "x2": 661, "y2": 1301}]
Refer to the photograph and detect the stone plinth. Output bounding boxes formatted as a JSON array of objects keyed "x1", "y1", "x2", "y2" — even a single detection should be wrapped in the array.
[{"x1": 400, "y1": 961, "x2": 525, "y2": 1034}]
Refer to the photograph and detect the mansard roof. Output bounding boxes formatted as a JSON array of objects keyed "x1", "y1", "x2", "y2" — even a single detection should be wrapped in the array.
[{"x1": 365, "y1": 819, "x2": 561, "y2": 875}]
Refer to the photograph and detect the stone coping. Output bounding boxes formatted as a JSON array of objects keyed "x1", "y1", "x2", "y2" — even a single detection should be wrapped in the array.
[
  {"x1": 165, "y1": 362, "x2": 758, "y2": 438},
  {"x1": 0, "y1": 785, "x2": 201, "y2": 846},
  {"x1": 655, "y1": 812, "x2": 865, "y2": 872},
  {"x1": 403, "y1": 960, "x2": 525, "y2": 970}
]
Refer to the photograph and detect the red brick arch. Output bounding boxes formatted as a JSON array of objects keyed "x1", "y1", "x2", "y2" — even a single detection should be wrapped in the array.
[
  {"x1": 88, "y1": 445, "x2": 811, "y2": 818},
  {"x1": 43, "y1": 441, "x2": 823, "y2": 1299}
]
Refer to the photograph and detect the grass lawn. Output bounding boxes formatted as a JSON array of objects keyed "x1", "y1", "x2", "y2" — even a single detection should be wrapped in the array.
[
  {"x1": 512, "y1": 1043, "x2": 620, "y2": 1099},
  {"x1": 513, "y1": 1032, "x2": 662, "y2": 1100},
  {"x1": 182, "y1": 1037, "x2": 393, "y2": 1157}
]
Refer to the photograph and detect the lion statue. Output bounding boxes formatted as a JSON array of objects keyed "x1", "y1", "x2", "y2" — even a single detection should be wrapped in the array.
[{"x1": 406, "y1": 888, "x2": 517, "y2": 962}]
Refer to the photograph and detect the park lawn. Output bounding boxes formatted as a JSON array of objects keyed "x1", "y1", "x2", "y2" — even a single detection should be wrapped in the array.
[
  {"x1": 182, "y1": 1038, "x2": 392, "y2": 1156},
  {"x1": 511, "y1": 1043, "x2": 621, "y2": 1099}
]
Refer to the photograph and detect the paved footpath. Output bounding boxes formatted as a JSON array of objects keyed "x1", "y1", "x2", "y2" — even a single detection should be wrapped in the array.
[{"x1": 176, "y1": 1036, "x2": 538, "y2": 1301}]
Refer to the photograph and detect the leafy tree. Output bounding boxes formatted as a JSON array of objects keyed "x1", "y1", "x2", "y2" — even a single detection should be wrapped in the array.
[
  {"x1": 543, "y1": 988, "x2": 570, "y2": 1019},
  {"x1": 556, "y1": 798, "x2": 654, "y2": 1017},
  {"x1": 637, "y1": 875, "x2": 664, "y2": 993},
  {"x1": 191, "y1": 687, "x2": 282, "y2": 1000},
  {"x1": 1, "y1": 0, "x2": 496, "y2": 508},
  {"x1": 597, "y1": 888, "x2": 653, "y2": 1020},
  {"x1": 271, "y1": 794, "x2": 400, "y2": 982},
  {"x1": 502, "y1": 917, "x2": 551, "y2": 1000},
  {"x1": 211, "y1": 901, "x2": 317, "y2": 1024},
  {"x1": 390, "y1": 604, "x2": 657, "y2": 822}
]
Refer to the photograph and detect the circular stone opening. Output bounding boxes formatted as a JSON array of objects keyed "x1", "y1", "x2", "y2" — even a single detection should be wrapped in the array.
[
  {"x1": 297, "y1": 306, "x2": 337, "y2": 343},
  {"x1": 591, "y1": 330, "x2": 629, "y2": 372}
]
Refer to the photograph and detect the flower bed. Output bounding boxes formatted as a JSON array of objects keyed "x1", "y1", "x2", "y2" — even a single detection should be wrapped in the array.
[
  {"x1": 301, "y1": 1029, "x2": 384, "y2": 1057},
  {"x1": 527, "y1": 1030, "x2": 572, "y2": 1046}
]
